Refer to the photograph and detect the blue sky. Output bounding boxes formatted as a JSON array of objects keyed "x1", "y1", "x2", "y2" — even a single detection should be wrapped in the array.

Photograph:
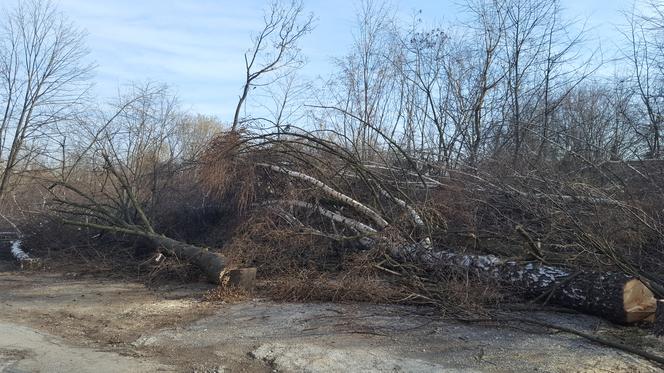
[{"x1": 4, "y1": 0, "x2": 636, "y2": 120}]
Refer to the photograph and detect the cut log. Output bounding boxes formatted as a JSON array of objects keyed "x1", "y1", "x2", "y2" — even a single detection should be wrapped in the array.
[
  {"x1": 536, "y1": 271, "x2": 655, "y2": 324},
  {"x1": 497, "y1": 264, "x2": 655, "y2": 324},
  {"x1": 221, "y1": 268, "x2": 257, "y2": 291},
  {"x1": 622, "y1": 278, "x2": 658, "y2": 323},
  {"x1": 147, "y1": 235, "x2": 226, "y2": 284},
  {"x1": 493, "y1": 263, "x2": 655, "y2": 323},
  {"x1": 654, "y1": 300, "x2": 664, "y2": 337},
  {"x1": 393, "y1": 245, "x2": 657, "y2": 324}
]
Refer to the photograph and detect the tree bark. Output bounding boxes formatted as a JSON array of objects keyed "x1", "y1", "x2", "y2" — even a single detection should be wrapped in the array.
[
  {"x1": 510, "y1": 268, "x2": 656, "y2": 324},
  {"x1": 222, "y1": 268, "x2": 257, "y2": 291},
  {"x1": 396, "y1": 246, "x2": 657, "y2": 324},
  {"x1": 147, "y1": 235, "x2": 226, "y2": 284}
]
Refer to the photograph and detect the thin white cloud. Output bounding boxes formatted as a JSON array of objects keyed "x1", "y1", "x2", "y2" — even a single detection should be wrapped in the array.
[{"x1": 54, "y1": 0, "x2": 268, "y2": 118}]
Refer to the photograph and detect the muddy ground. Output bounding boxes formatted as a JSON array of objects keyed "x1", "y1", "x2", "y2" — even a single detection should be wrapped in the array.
[{"x1": 1, "y1": 259, "x2": 663, "y2": 372}]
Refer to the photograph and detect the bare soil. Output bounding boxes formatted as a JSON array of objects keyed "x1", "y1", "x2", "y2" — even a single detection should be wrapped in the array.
[{"x1": 1, "y1": 259, "x2": 663, "y2": 372}]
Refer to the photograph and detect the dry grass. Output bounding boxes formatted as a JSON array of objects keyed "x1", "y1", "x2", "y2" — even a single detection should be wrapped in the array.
[
  {"x1": 265, "y1": 270, "x2": 407, "y2": 303},
  {"x1": 199, "y1": 131, "x2": 257, "y2": 213}
]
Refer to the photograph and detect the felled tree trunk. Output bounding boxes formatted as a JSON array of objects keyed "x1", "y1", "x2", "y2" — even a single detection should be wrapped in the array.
[
  {"x1": 502, "y1": 265, "x2": 656, "y2": 324},
  {"x1": 54, "y1": 154, "x2": 228, "y2": 284},
  {"x1": 62, "y1": 220, "x2": 228, "y2": 285},
  {"x1": 221, "y1": 268, "x2": 257, "y2": 291},
  {"x1": 395, "y1": 246, "x2": 657, "y2": 324},
  {"x1": 146, "y1": 235, "x2": 226, "y2": 284}
]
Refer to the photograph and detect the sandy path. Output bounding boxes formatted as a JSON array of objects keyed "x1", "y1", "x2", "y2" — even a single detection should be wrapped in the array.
[
  {"x1": 0, "y1": 322, "x2": 172, "y2": 372},
  {"x1": 1, "y1": 264, "x2": 663, "y2": 372},
  {"x1": 137, "y1": 301, "x2": 663, "y2": 372}
]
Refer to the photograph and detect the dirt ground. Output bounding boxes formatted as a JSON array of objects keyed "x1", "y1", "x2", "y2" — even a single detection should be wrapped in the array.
[{"x1": 1, "y1": 259, "x2": 664, "y2": 372}]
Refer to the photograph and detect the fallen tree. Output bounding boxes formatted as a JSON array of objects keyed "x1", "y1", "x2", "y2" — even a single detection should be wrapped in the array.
[
  {"x1": 57, "y1": 215, "x2": 227, "y2": 285},
  {"x1": 209, "y1": 131, "x2": 660, "y2": 324},
  {"x1": 48, "y1": 128, "x2": 663, "y2": 323},
  {"x1": 397, "y1": 246, "x2": 658, "y2": 324},
  {"x1": 50, "y1": 153, "x2": 227, "y2": 284},
  {"x1": 61, "y1": 219, "x2": 227, "y2": 284}
]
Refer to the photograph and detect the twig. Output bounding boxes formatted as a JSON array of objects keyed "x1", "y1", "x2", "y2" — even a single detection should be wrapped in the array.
[{"x1": 373, "y1": 264, "x2": 402, "y2": 276}]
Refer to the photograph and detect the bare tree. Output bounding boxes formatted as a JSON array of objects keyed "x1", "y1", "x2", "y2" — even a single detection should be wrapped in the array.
[
  {"x1": 176, "y1": 114, "x2": 223, "y2": 161},
  {"x1": 100, "y1": 83, "x2": 186, "y2": 222},
  {"x1": 400, "y1": 25, "x2": 456, "y2": 165},
  {"x1": 231, "y1": 0, "x2": 313, "y2": 131},
  {"x1": 0, "y1": 0, "x2": 93, "y2": 200},
  {"x1": 48, "y1": 85, "x2": 227, "y2": 283},
  {"x1": 252, "y1": 73, "x2": 310, "y2": 135},
  {"x1": 621, "y1": 0, "x2": 664, "y2": 159},
  {"x1": 500, "y1": 0, "x2": 558, "y2": 165},
  {"x1": 462, "y1": 0, "x2": 506, "y2": 166},
  {"x1": 322, "y1": 0, "x2": 401, "y2": 161}
]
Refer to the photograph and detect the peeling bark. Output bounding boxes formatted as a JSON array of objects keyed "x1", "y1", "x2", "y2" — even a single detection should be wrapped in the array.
[
  {"x1": 266, "y1": 199, "x2": 378, "y2": 235},
  {"x1": 379, "y1": 189, "x2": 424, "y2": 227}
]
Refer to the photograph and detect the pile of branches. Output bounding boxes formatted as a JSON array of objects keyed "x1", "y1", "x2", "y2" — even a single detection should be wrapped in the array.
[
  {"x1": 423, "y1": 159, "x2": 664, "y2": 296},
  {"x1": 201, "y1": 131, "x2": 498, "y2": 312},
  {"x1": 29, "y1": 125, "x2": 663, "y2": 326},
  {"x1": 193, "y1": 129, "x2": 662, "y2": 324}
]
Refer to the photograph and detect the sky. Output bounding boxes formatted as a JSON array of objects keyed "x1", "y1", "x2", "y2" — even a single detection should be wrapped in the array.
[{"x1": 0, "y1": 0, "x2": 638, "y2": 121}]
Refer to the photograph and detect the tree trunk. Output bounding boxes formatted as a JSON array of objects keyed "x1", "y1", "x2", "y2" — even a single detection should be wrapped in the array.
[
  {"x1": 507, "y1": 268, "x2": 656, "y2": 324},
  {"x1": 60, "y1": 220, "x2": 227, "y2": 284},
  {"x1": 147, "y1": 235, "x2": 226, "y2": 284},
  {"x1": 222, "y1": 268, "x2": 257, "y2": 291},
  {"x1": 396, "y1": 246, "x2": 657, "y2": 324},
  {"x1": 9, "y1": 240, "x2": 30, "y2": 262}
]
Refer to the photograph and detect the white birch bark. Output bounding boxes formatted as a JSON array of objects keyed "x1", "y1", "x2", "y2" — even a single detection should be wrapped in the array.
[
  {"x1": 257, "y1": 163, "x2": 389, "y2": 229},
  {"x1": 265, "y1": 200, "x2": 378, "y2": 235}
]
